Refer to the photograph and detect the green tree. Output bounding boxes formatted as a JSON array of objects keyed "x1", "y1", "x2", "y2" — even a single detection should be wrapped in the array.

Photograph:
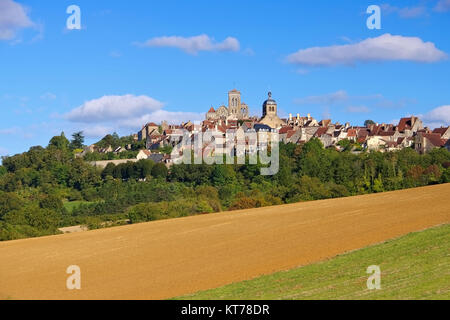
[
  {"x1": 151, "y1": 163, "x2": 168, "y2": 179},
  {"x1": 364, "y1": 120, "x2": 376, "y2": 127},
  {"x1": 101, "y1": 163, "x2": 116, "y2": 179},
  {"x1": 0, "y1": 166, "x2": 6, "y2": 177},
  {"x1": 0, "y1": 192, "x2": 22, "y2": 219},
  {"x1": 48, "y1": 132, "x2": 70, "y2": 150},
  {"x1": 135, "y1": 159, "x2": 154, "y2": 179},
  {"x1": 127, "y1": 203, "x2": 162, "y2": 223},
  {"x1": 39, "y1": 194, "x2": 65, "y2": 213},
  {"x1": 25, "y1": 206, "x2": 61, "y2": 230},
  {"x1": 70, "y1": 131, "x2": 85, "y2": 150}
]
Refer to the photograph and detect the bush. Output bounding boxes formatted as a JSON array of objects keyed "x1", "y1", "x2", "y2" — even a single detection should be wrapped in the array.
[
  {"x1": 68, "y1": 189, "x2": 83, "y2": 201},
  {"x1": 151, "y1": 163, "x2": 168, "y2": 179},
  {"x1": 127, "y1": 203, "x2": 163, "y2": 223},
  {"x1": 24, "y1": 206, "x2": 61, "y2": 230},
  {"x1": 39, "y1": 194, "x2": 65, "y2": 213},
  {"x1": 82, "y1": 187, "x2": 99, "y2": 201},
  {"x1": 0, "y1": 192, "x2": 22, "y2": 219},
  {"x1": 229, "y1": 197, "x2": 259, "y2": 211},
  {"x1": 0, "y1": 166, "x2": 6, "y2": 177}
]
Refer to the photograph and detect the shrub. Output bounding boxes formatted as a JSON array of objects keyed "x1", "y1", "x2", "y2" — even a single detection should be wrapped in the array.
[
  {"x1": 0, "y1": 192, "x2": 22, "y2": 219},
  {"x1": 151, "y1": 163, "x2": 168, "y2": 179},
  {"x1": 39, "y1": 194, "x2": 64, "y2": 213}
]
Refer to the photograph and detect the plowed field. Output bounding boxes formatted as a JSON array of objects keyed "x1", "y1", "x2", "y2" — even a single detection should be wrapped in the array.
[{"x1": 1, "y1": 184, "x2": 449, "y2": 300}]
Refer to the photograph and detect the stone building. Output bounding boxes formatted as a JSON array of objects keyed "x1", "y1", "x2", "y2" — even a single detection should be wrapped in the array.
[
  {"x1": 259, "y1": 92, "x2": 285, "y2": 129},
  {"x1": 206, "y1": 89, "x2": 249, "y2": 121}
]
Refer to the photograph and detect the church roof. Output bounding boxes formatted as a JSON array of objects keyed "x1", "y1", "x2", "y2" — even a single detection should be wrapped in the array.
[
  {"x1": 208, "y1": 107, "x2": 215, "y2": 113},
  {"x1": 263, "y1": 92, "x2": 277, "y2": 106}
]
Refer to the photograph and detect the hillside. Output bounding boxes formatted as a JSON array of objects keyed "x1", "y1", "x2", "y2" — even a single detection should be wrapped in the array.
[
  {"x1": 0, "y1": 184, "x2": 449, "y2": 300},
  {"x1": 179, "y1": 224, "x2": 450, "y2": 300}
]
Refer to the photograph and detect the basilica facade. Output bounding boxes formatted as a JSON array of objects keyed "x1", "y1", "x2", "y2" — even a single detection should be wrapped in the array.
[
  {"x1": 206, "y1": 89, "x2": 249, "y2": 121},
  {"x1": 205, "y1": 89, "x2": 285, "y2": 129}
]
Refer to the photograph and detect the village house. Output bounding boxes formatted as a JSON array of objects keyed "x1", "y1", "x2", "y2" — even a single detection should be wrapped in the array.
[
  {"x1": 131, "y1": 89, "x2": 446, "y2": 156},
  {"x1": 136, "y1": 149, "x2": 152, "y2": 160},
  {"x1": 415, "y1": 132, "x2": 448, "y2": 154},
  {"x1": 432, "y1": 127, "x2": 450, "y2": 140}
]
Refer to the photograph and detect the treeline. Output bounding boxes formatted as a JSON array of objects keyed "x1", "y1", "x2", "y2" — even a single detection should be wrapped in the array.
[{"x1": 0, "y1": 134, "x2": 449, "y2": 241}]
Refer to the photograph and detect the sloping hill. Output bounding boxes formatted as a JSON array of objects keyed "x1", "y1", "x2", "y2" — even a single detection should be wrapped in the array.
[
  {"x1": 178, "y1": 224, "x2": 450, "y2": 300},
  {"x1": 1, "y1": 184, "x2": 449, "y2": 300}
]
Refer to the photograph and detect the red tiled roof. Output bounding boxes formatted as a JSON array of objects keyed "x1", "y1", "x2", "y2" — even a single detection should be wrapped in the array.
[
  {"x1": 279, "y1": 126, "x2": 292, "y2": 134},
  {"x1": 385, "y1": 141, "x2": 398, "y2": 147},
  {"x1": 319, "y1": 119, "x2": 331, "y2": 127},
  {"x1": 208, "y1": 107, "x2": 215, "y2": 113},
  {"x1": 347, "y1": 129, "x2": 357, "y2": 137},
  {"x1": 357, "y1": 129, "x2": 369, "y2": 138},
  {"x1": 377, "y1": 131, "x2": 395, "y2": 136},
  {"x1": 432, "y1": 127, "x2": 449, "y2": 136},
  {"x1": 314, "y1": 127, "x2": 328, "y2": 137},
  {"x1": 357, "y1": 137, "x2": 367, "y2": 144},
  {"x1": 398, "y1": 117, "x2": 413, "y2": 132},
  {"x1": 423, "y1": 133, "x2": 446, "y2": 147},
  {"x1": 287, "y1": 130, "x2": 297, "y2": 139}
]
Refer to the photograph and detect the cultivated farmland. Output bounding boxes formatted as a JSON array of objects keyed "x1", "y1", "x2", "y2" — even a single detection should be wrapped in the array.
[{"x1": 0, "y1": 184, "x2": 449, "y2": 300}]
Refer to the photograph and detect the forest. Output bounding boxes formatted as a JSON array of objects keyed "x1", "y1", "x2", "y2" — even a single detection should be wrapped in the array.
[{"x1": 0, "y1": 132, "x2": 449, "y2": 241}]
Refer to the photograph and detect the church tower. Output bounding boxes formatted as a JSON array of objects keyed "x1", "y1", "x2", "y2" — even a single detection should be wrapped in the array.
[
  {"x1": 260, "y1": 91, "x2": 284, "y2": 129},
  {"x1": 228, "y1": 89, "x2": 241, "y2": 117},
  {"x1": 262, "y1": 92, "x2": 277, "y2": 117}
]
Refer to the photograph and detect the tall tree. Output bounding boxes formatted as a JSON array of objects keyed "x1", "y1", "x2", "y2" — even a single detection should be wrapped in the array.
[
  {"x1": 70, "y1": 131, "x2": 85, "y2": 150},
  {"x1": 48, "y1": 132, "x2": 70, "y2": 150},
  {"x1": 364, "y1": 120, "x2": 376, "y2": 127}
]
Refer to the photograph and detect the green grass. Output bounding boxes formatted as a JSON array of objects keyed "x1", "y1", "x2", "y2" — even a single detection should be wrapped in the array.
[
  {"x1": 63, "y1": 200, "x2": 93, "y2": 213},
  {"x1": 177, "y1": 224, "x2": 450, "y2": 300}
]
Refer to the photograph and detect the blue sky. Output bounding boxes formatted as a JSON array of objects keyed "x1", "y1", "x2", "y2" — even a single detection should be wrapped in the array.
[{"x1": 1, "y1": 0, "x2": 450, "y2": 157}]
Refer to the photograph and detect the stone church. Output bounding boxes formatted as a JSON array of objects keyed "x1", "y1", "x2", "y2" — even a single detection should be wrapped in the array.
[
  {"x1": 259, "y1": 92, "x2": 284, "y2": 129},
  {"x1": 206, "y1": 89, "x2": 249, "y2": 120}
]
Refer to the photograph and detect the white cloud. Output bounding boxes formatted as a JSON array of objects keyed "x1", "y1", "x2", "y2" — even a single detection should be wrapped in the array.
[
  {"x1": 346, "y1": 106, "x2": 371, "y2": 113},
  {"x1": 294, "y1": 90, "x2": 349, "y2": 105},
  {"x1": 422, "y1": 105, "x2": 450, "y2": 128},
  {"x1": 286, "y1": 34, "x2": 447, "y2": 67},
  {"x1": 296, "y1": 68, "x2": 310, "y2": 75},
  {"x1": 40, "y1": 92, "x2": 56, "y2": 100},
  {"x1": 374, "y1": 98, "x2": 417, "y2": 109},
  {"x1": 0, "y1": 127, "x2": 20, "y2": 135},
  {"x1": 434, "y1": 0, "x2": 450, "y2": 12},
  {"x1": 137, "y1": 34, "x2": 240, "y2": 54},
  {"x1": 119, "y1": 110, "x2": 204, "y2": 129},
  {"x1": 0, "y1": 0, "x2": 34, "y2": 40},
  {"x1": 381, "y1": 4, "x2": 427, "y2": 18},
  {"x1": 242, "y1": 48, "x2": 255, "y2": 56},
  {"x1": 66, "y1": 94, "x2": 164, "y2": 123},
  {"x1": 64, "y1": 94, "x2": 204, "y2": 139},
  {"x1": 293, "y1": 90, "x2": 416, "y2": 114},
  {"x1": 0, "y1": 147, "x2": 8, "y2": 156},
  {"x1": 109, "y1": 50, "x2": 122, "y2": 58},
  {"x1": 390, "y1": 119, "x2": 400, "y2": 125},
  {"x1": 81, "y1": 125, "x2": 115, "y2": 139}
]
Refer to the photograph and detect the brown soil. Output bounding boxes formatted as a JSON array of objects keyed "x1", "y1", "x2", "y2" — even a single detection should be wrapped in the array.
[{"x1": 0, "y1": 184, "x2": 449, "y2": 300}]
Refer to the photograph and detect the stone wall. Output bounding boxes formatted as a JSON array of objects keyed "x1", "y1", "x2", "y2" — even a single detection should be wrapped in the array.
[{"x1": 90, "y1": 159, "x2": 139, "y2": 169}]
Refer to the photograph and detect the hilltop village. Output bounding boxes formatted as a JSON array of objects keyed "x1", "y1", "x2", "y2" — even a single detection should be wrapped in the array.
[{"x1": 81, "y1": 89, "x2": 450, "y2": 166}]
